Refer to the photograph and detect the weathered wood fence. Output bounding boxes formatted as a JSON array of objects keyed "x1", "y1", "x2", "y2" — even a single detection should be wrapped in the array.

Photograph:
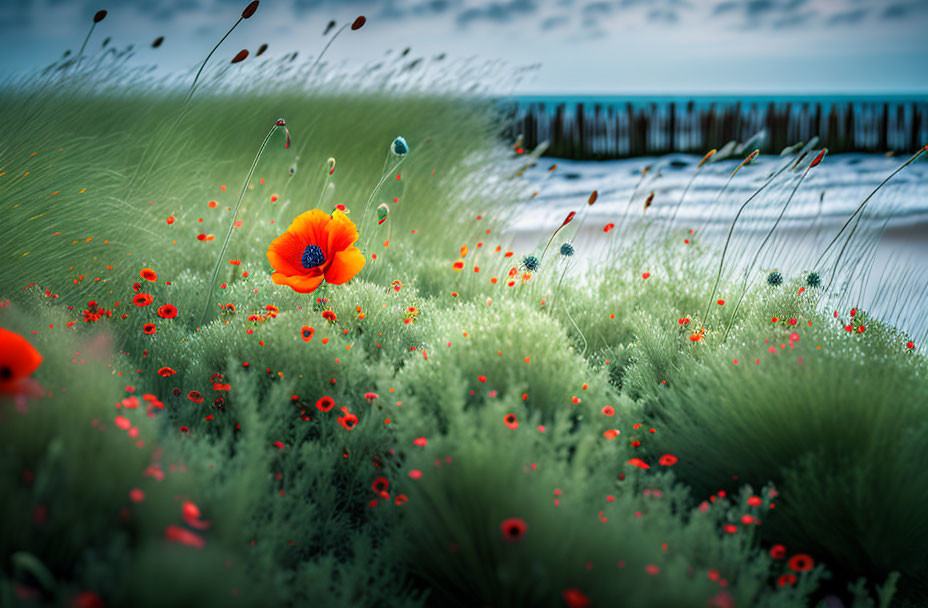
[{"x1": 510, "y1": 100, "x2": 928, "y2": 159}]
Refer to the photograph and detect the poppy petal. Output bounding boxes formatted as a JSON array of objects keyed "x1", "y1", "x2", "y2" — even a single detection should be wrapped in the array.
[
  {"x1": 326, "y1": 209, "x2": 360, "y2": 255},
  {"x1": 0, "y1": 327, "x2": 43, "y2": 392},
  {"x1": 271, "y1": 272, "x2": 324, "y2": 293},
  {"x1": 289, "y1": 209, "x2": 331, "y2": 252},
  {"x1": 325, "y1": 246, "x2": 365, "y2": 285},
  {"x1": 267, "y1": 230, "x2": 307, "y2": 276}
]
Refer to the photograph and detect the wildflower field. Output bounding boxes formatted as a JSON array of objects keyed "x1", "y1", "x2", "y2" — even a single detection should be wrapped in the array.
[{"x1": 1, "y1": 6, "x2": 927, "y2": 608}]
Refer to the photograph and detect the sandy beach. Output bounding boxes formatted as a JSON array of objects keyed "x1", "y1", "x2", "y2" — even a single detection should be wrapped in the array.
[{"x1": 506, "y1": 153, "x2": 928, "y2": 338}]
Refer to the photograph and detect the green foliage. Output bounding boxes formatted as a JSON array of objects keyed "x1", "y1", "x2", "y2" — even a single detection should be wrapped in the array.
[
  {"x1": 0, "y1": 300, "x2": 258, "y2": 606},
  {"x1": 647, "y1": 308, "x2": 928, "y2": 601},
  {"x1": 2, "y1": 62, "x2": 925, "y2": 608}
]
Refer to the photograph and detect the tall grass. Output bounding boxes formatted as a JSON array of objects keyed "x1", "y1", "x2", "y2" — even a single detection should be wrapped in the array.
[{"x1": 1, "y1": 40, "x2": 926, "y2": 607}]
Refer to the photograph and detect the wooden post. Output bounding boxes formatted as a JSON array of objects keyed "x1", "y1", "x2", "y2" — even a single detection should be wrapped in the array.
[
  {"x1": 576, "y1": 103, "x2": 585, "y2": 158},
  {"x1": 880, "y1": 102, "x2": 889, "y2": 151},
  {"x1": 913, "y1": 102, "x2": 921, "y2": 151}
]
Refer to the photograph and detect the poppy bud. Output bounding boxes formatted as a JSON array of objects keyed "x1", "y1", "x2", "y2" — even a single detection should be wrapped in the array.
[
  {"x1": 731, "y1": 149, "x2": 759, "y2": 177},
  {"x1": 324, "y1": 20, "x2": 336, "y2": 35},
  {"x1": 242, "y1": 1, "x2": 259, "y2": 19},
  {"x1": 256, "y1": 43, "x2": 268, "y2": 56},
  {"x1": 391, "y1": 136, "x2": 409, "y2": 156},
  {"x1": 588, "y1": 190, "x2": 598, "y2": 206},
  {"x1": 560, "y1": 211, "x2": 576, "y2": 227},
  {"x1": 327, "y1": 157, "x2": 336, "y2": 175},
  {"x1": 377, "y1": 204, "x2": 390, "y2": 226},
  {"x1": 809, "y1": 148, "x2": 827, "y2": 168},
  {"x1": 152, "y1": 36, "x2": 164, "y2": 48},
  {"x1": 231, "y1": 49, "x2": 248, "y2": 63},
  {"x1": 698, "y1": 148, "x2": 717, "y2": 168},
  {"x1": 352, "y1": 16, "x2": 366, "y2": 30},
  {"x1": 94, "y1": 10, "x2": 107, "y2": 23}
]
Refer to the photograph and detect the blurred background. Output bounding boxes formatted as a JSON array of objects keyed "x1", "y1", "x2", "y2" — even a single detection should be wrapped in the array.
[{"x1": 3, "y1": 0, "x2": 928, "y2": 93}]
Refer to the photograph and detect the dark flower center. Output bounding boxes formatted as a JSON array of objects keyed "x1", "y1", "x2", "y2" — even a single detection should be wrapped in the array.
[
  {"x1": 0, "y1": 366, "x2": 12, "y2": 380},
  {"x1": 301, "y1": 245, "x2": 325, "y2": 269}
]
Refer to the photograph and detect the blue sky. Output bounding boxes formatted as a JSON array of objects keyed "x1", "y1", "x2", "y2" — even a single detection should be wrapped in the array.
[{"x1": 1, "y1": 0, "x2": 927, "y2": 93}]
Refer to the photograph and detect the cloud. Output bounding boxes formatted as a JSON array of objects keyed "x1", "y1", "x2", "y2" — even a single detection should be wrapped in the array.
[
  {"x1": 825, "y1": 8, "x2": 867, "y2": 26},
  {"x1": 771, "y1": 11, "x2": 815, "y2": 28},
  {"x1": 883, "y1": 4, "x2": 908, "y2": 19},
  {"x1": 456, "y1": 0, "x2": 539, "y2": 27},
  {"x1": 712, "y1": 0, "x2": 816, "y2": 28},
  {"x1": 647, "y1": 8, "x2": 678, "y2": 23},
  {"x1": 539, "y1": 15, "x2": 570, "y2": 30},
  {"x1": 582, "y1": 1, "x2": 612, "y2": 15}
]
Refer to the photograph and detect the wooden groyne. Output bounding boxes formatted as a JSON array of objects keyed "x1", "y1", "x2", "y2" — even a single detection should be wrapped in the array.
[{"x1": 509, "y1": 100, "x2": 928, "y2": 159}]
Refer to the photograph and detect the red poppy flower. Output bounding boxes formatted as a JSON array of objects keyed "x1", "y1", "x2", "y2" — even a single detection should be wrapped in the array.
[
  {"x1": 300, "y1": 325, "x2": 315, "y2": 342},
  {"x1": 322, "y1": 310, "x2": 337, "y2": 322},
  {"x1": 777, "y1": 573, "x2": 797, "y2": 587},
  {"x1": 142, "y1": 323, "x2": 156, "y2": 335},
  {"x1": 266, "y1": 209, "x2": 365, "y2": 294},
  {"x1": 316, "y1": 396, "x2": 335, "y2": 412},
  {"x1": 627, "y1": 458, "x2": 650, "y2": 470},
  {"x1": 165, "y1": 524, "x2": 205, "y2": 549},
  {"x1": 0, "y1": 327, "x2": 43, "y2": 396},
  {"x1": 188, "y1": 390, "x2": 204, "y2": 404},
  {"x1": 787, "y1": 554, "x2": 814, "y2": 572},
  {"x1": 499, "y1": 517, "x2": 526, "y2": 542},
  {"x1": 133, "y1": 293, "x2": 154, "y2": 307},
  {"x1": 372, "y1": 477, "x2": 389, "y2": 493},
  {"x1": 504, "y1": 413, "x2": 518, "y2": 430},
  {"x1": 72, "y1": 592, "x2": 103, "y2": 608},
  {"x1": 364, "y1": 392, "x2": 378, "y2": 400},
  {"x1": 658, "y1": 454, "x2": 678, "y2": 466},
  {"x1": 562, "y1": 589, "x2": 590, "y2": 608},
  {"x1": 140, "y1": 268, "x2": 158, "y2": 282},
  {"x1": 337, "y1": 412, "x2": 359, "y2": 430},
  {"x1": 158, "y1": 367, "x2": 177, "y2": 377},
  {"x1": 157, "y1": 304, "x2": 178, "y2": 319}
]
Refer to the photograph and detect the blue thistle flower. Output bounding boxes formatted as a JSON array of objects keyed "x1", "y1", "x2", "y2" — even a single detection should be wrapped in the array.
[
  {"x1": 521, "y1": 255, "x2": 540, "y2": 272},
  {"x1": 767, "y1": 271, "x2": 783, "y2": 287},
  {"x1": 559, "y1": 242, "x2": 575, "y2": 257},
  {"x1": 391, "y1": 136, "x2": 409, "y2": 156},
  {"x1": 806, "y1": 272, "x2": 821, "y2": 288}
]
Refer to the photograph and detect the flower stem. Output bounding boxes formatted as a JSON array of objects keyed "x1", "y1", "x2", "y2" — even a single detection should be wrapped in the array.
[
  {"x1": 701, "y1": 159, "x2": 792, "y2": 327},
  {"x1": 198, "y1": 121, "x2": 284, "y2": 327},
  {"x1": 185, "y1": 17, "x2": 243, "y2": 104},
  {"x1": 77, "y1": 22, "x2": 97, "y2": 59},
  {"x1": 815, "y1": 147, "x2": 925, "y2": 290},
  {"x1": 722, "y1": 164, "x2": 814, "y2": 342},
  {"x1": 306, "y1": 24, "x2": 350, "y2": 79}
]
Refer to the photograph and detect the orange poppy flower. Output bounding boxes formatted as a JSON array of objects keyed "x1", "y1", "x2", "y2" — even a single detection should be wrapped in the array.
[
  {"x1": 266, "y1": 209, "x2": 365, "y2": 294},
  {"x1": 0, "y1": 327, "x2": 43, "y2": 396}
]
